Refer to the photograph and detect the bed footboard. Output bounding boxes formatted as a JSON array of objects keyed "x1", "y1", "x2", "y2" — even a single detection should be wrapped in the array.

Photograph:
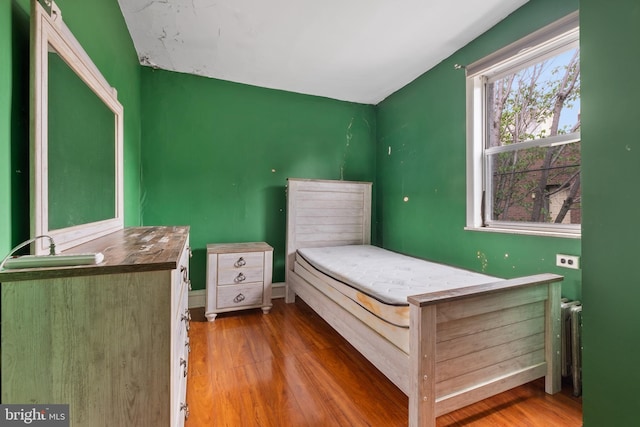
[{"x1": 408, "y1": 273, "x2": 563, "y2": 427}]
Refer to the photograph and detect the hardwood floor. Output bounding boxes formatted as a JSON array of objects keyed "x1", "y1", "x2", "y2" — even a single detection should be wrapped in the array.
[{"x1": 186, "y1": 298, "x2": 582, "y2": 426}]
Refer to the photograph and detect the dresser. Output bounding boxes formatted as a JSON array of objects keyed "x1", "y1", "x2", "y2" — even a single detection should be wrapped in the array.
[
  {"x1": 205, "y1": 242, "x2": 273, "y2": 321},
  {"x1": 0, "y1": 226, "x2": 191, "y2": 427}
]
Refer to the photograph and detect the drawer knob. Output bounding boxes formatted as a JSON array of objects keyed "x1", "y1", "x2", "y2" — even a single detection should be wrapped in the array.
[
  {"x1": 233, "y1": 293, "x2": 246, "y2": 303},
  {"x1": 180, "y1": 357, "x2": 188, "y2": 377},
  {"x1": 181, "y1": 266, "x2": 189, "y2": 283},
  {"x1": 234, "y1": 272, "x2": 246, "y2": 283},
  {"x1": 182, "y1": 309, "x2": 191, "y2": 331},
  {"x1": 180, "y1": 403, "x2": 190, "y2": 419},
  {"x1": 234, "y1": 257, "x2": 246, "y2": 267}
]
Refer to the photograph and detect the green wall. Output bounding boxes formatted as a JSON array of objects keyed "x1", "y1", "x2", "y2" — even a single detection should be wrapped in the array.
[
  {"x1": 140, "y1": 68, "x2": 377, "y2": 289},
  {"x1": 0, "y1": 0, "x2": 142, "y2": 255},
  {"x1": 1, "y1": 2, "x2": 30, "y2": 256},
  {"x1": 0, "y1": 1, "x2": 9, "y2": 254},
  {"x1": 581, "y1": 0, "x2": 640, "y2": 425},
  {"x1": 0, "y1": 2, "x2": 10, "y2": 256},
  {"x1": 375, "y1": 0, "x2": 581, "y2": 300}
]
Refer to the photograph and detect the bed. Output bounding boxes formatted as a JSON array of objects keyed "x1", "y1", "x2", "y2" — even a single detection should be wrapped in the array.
[{"x1": 284, "y1": 178, "x2": 563, "y2": 427}]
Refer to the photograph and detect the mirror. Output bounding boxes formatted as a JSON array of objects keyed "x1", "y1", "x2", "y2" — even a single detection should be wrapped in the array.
[{"x1": 31, "y1": 0, "x2": 123, "y2": 254}]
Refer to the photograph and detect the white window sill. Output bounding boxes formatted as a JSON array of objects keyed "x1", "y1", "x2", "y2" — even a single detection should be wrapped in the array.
[{"x1": 464, "y1": 226, "x2": 581, "y2": 239}]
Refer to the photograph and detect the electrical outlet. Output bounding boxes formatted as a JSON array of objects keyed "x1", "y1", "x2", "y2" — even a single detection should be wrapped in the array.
[{"x1": 556, "y1": 254, "x2": 580, "y2": 270}]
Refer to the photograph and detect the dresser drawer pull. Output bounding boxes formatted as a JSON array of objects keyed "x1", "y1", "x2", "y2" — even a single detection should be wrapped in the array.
[
  {"x1": 234, "y1": 257, "x2": 246, "y2": 267},
  {"x1": 234, "y1": 272, "x2": 246, "y2": 283},
  {"x1": 180, "y1": 357, "x2": 188, "y2": 377},
  {"x1": 180, "y1": 403, "x2": 190, "y2": 420},
  {"x1": 182, "y1": 309, "x2": 191, "y2": 331},
  {"x1": 233, "y1": 293, "x2": 246, "y2": 303}
]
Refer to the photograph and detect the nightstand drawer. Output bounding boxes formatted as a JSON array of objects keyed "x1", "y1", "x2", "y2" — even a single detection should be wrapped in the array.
[
  {"x1": 217, "y1": 283, "x2": 264, "y2": 309},
  {"x1": 218, "y1": 268, "x2": 264, "y2": 285},
  {"x1": 218, "y1": 252, "x2": 264, "y2": 270}
]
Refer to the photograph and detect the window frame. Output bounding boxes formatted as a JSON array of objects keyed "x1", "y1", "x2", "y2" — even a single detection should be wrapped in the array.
[{"x1": 465, "y1": 11, "x2": 581, "y2": 238}]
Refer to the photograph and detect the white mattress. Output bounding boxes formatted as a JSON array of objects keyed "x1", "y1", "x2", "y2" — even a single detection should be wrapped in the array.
[{"x1": 297, "y1": 245, "x2": 499, "y2": 306}]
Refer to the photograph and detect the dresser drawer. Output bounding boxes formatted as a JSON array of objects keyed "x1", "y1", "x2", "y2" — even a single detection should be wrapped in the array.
[
  {"x1": 174, "y1": 370, "x2": 188, "y2": 427},
  {"x1": 173, "y1": 241, "x2": 190, "y2": 320},
  {"x1": 216, "y1": 283, "x2": 264, "y2": 309}
]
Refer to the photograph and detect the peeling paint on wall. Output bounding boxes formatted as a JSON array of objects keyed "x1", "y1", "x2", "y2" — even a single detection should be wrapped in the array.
[
  {"x1": 476, "y1": 250, "x2": 488, "y2": 272},
  {"x1": 340, "y1": 117, "x2": 354, "y2": 180},
  {"x1": 139, "y1": 54, "x2": 159, "y2": 68}
]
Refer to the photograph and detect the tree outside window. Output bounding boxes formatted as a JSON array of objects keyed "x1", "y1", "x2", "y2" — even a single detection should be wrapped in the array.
[{"x1": 487, "y1": 47, "x2": 580, "y2": 224}]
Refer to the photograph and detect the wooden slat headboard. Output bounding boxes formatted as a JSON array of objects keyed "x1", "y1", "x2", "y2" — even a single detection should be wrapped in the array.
[{"x1": 286, "y1": 178, "x2": 372, "y2": 280}]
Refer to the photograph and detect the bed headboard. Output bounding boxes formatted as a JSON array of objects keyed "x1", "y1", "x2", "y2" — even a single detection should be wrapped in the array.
[{"x1": 286, "y1": 178, "x2": 372, "y2": 278}]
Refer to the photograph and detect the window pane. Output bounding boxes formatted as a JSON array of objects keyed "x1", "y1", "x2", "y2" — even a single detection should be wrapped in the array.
[
  {"x1": 489, "y1": 141, "x2": 581, "y2": 224},
  {"x1": 486, "y1": 47, "x2": 580, "y2": 149}
]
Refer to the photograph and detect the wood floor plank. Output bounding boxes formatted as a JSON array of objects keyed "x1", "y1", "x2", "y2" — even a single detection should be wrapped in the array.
[
  {"x1": 186, "y1": 299, "x2": 582, "y2": 427},
  {"x1": 297, "y1": 346, "x2": 407, "y2": 426}
]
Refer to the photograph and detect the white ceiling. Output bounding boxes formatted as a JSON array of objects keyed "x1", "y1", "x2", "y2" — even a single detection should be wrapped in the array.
[{"x1": 118, "y1": 0, "x2": 528, "y2": 104}]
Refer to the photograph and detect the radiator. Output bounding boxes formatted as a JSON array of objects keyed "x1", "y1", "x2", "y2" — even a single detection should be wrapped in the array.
[{"x1": 561, "y1": 298, "x2": 583, "y2": 397}]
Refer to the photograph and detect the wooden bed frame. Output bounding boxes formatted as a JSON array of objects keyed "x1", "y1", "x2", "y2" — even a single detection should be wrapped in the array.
[{"x1": 284, "y1": 178, "x2": 563, "y2": 427}]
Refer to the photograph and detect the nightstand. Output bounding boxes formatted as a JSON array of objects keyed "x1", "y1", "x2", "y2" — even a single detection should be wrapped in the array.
[{"x1": 205, "y1": 242, "x2": 273, "y2": 321}]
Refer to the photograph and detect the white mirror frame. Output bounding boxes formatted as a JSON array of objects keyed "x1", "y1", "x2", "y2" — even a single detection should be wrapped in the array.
[{"x1": 31, "y1": 0, "x2": 124, "y2": 255}]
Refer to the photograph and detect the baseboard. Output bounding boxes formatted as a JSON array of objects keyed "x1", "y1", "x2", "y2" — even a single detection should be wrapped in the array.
[
  {"x1": 271, "y1": 282, "x2": 286, "y2": 299},
  {"x1": 188, "y1": 289, "x2": 206, "y2": 309},
  {"x1": 188, "y1": 282, "x2": 285, "y2": 309}
]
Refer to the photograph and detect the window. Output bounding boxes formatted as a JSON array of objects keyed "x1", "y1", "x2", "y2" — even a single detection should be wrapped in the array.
[{"x1": 466, "y1": 12, "x2": 580, "y2": 237}]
